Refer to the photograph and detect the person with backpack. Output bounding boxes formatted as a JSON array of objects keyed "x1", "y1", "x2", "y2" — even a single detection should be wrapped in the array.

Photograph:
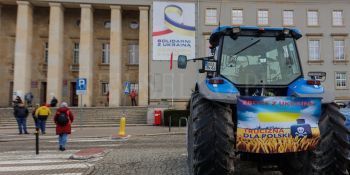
[
  {"x1": 35, "y1": 103, "x2": 51, "y2": 134},
  {"x1": 13, "y1": 103, "x2": 29, "y2": 134},
  {"x1": 54, "y1": 102, "x2": 74, "y2": 151}
]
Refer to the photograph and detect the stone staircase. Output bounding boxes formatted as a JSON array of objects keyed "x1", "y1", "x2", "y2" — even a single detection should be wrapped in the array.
[{"x1": 0, "y1": 106, "x2": 148, "y2": 129}]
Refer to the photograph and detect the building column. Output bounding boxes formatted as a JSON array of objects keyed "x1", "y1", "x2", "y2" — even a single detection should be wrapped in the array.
[
  {"x1": 13, "y1": 1, "x2": 33, "y2": 100},
  {"x1": 0, "y1": 5, "x2": 2, "y2": 30},
  {"x1": 109, "y1": 6, "x2": 122, "y2": 107},
  {"x1": 79, "y1": 4, "x2": 94, "y2": 107},
  {"x1": 138, "y1": 7, "x2": 149, "y2": 106},
  {"x1": 46, "y1": 3, "x2": 64, "y2": 104}
]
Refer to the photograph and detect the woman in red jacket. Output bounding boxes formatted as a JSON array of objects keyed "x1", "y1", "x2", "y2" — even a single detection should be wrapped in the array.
[{"x1": 54, "y1": 102, "x2": 74, "y2": 151}]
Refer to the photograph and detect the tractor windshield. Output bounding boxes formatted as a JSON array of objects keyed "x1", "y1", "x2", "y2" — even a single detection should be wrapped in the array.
[{"x1": 220, "y1": 36, "x2": 302, "y2": 86}]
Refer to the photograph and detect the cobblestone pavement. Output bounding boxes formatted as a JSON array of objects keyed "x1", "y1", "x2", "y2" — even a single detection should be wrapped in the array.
[
  {"x1": 90, "y1": 135, "x2": 188, "y2": 175},
  {"x1": 89, "y1": 134, "x2": 281, "y2": 175}
]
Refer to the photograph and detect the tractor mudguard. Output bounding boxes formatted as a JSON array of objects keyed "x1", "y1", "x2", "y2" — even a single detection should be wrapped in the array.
[
  {"x1": 287, "y1": 78, "x2": 334, "y2": 103},
  {"x1": 197, "y1": 78, "x2": 239, "y2": 104}
]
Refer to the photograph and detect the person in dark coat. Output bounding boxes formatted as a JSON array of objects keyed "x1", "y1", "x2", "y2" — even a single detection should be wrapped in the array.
[
  {"x1": 14, "y1": 103, "x2": 29, "y2": 134},
  {"x1": 13, "y1": 96, "x2": 23, "y2": 107},
  {"x1": 50, "y1": 96, "x2": 58, "y2": 107},
  {"x1": 24, "y1": 92, "x2": 33, "y2": 107},
  {"x1": 54, "y1": 102, "x2": 74, "y2": 151}
]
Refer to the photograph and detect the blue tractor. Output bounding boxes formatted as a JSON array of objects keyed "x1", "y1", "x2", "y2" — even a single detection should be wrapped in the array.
[{"x1": 178, "y1": 26, "x2": 350, "y2": 175}]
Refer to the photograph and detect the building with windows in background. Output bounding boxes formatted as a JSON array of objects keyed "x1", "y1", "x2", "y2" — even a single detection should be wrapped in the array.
[{"x1": 0, "y1": 0, "x2": 349, "y2": 108}]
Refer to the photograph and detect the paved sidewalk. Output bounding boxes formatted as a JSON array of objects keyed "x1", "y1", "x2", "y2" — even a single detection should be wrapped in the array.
[{"x1": 0, "y1": 126, "x2": 186, "y2": 142}]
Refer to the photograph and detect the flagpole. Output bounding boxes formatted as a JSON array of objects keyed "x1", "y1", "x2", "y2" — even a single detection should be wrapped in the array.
[
  {"x1": 172, "y1": 67, "x2": 174, "y2": 107},
  {"x1": 170, "y1": 52, "x2": 174, "y2": 108}
]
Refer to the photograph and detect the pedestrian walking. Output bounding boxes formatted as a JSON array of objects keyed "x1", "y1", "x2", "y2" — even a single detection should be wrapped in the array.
[
  {"x1": 13, "y1": 96, "x2": 23, "y2": 107},
  {"x1": 130, "y1": 90, "x2": 137, "y2": 106},
  {"x1": 24, "y1": 92, "x2": 33, "y2": 107},
  {"x1": 50, "y1": 96, "x2": 58, "y2": 107},
  {"x1": 13, "y1": 103, "x2": 29, "y2": 134},
  {"x1": 106, "y1": 91, "x2": 109, "y2": 105},
  {"x1": 32, "y1": 104, "x2": 39, "y2": 129},
  {"x1": 54, "y1": 102, "x2": 74, "y2": 151},
  {"x1": 35, "y1": 103, "x2": 51, "y2": 134}
]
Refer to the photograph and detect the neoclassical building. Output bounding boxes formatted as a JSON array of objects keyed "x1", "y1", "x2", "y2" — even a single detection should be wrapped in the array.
[
  {"x1": 1, "y1": 0, "x2": 350, "y2": 107},
  {"x1": 0, "y1": 0, "x2": 152, "y2": 107}
]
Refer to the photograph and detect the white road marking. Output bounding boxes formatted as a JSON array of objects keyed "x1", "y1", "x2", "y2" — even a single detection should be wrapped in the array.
[
  {"x1": 2, "y1": 150, "x2": 79, "y2": 154},
  {"x1": 48, "y1": 138, "x2": 112, "y2": 143},
  {"x1": 44, "y1": 173, "x2": 82, "y2": 175},
  {"x1": 0, "y1": 159, "x2": 78, "y2": 165},
  {"x1": 0, "y1": 154, "x2": 72, "y2": 160},
  {"x1": 0, "y1": 163, "x2": 91, "y2": 172}
]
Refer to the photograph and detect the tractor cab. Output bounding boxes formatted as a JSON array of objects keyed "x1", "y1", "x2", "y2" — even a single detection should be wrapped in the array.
[{"x1": 178, "y1": 26, "x2": 324, "y2": 97}]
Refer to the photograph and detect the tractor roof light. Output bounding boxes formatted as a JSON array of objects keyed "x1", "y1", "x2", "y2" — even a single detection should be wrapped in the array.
[
  {"x1": 283, "y1": 29, "x2": 290, "y2": 35},
  {"x1": 232, "y1": 27, "x2": 241, "y2": 34}
]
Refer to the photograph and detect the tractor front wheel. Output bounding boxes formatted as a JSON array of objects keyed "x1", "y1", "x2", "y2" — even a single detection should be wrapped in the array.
[{"x1": 187, "y1": 93, "x2": 235, "y2": 175}]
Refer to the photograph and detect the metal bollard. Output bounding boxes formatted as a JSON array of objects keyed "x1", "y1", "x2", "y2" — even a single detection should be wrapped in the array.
[
  {"x1": 35, "y1": 127, "x2": 39, "y2": 155},
  {"x1": 178, "y1": 117, "x2": 188, "y2": 128},
  {"x1": 169, "y1": 115, "x2": 172, "y2": 132},
  {"x1": 118, "y1": 117, "x2": 126, "y2": 137}
]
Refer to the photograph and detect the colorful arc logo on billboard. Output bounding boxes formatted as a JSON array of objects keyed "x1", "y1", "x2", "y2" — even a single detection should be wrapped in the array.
[
  {"x1": 152, "y1": 5, "x2": 196, "y2": 37},
  {"x1": 152, "y1": 2, "x2": 196, "y2": 60}
]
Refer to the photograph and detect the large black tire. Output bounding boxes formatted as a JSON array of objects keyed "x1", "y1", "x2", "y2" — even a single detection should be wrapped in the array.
[
  {"x1": 312, "y1": 103, "x2": 350, "y2": 175},
  {"x1": 187, "y1": 92, "x2": 235, "y2": 175},
  {"x1": 279, "y1": 103, "x2": 350, "y2": 175}
]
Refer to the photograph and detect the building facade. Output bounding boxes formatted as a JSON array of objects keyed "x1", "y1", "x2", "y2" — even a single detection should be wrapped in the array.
[{"x1": 0, "y1": 0, "x2": 349, "y2": 107}]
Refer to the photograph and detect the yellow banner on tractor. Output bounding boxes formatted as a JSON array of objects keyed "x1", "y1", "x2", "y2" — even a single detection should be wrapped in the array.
[{"x1": 236, "y1": 96, "x2": 321, "y2": 154}]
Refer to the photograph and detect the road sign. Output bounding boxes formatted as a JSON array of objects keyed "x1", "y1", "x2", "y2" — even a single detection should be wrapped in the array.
[{"x1": 76, "y1": 78, "x2": 87, "y2": 95}]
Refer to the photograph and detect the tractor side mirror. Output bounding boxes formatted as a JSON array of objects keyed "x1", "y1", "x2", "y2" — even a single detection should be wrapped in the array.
[{"x1": 178, "y1": 55, "x2": 187, "y2": 69}]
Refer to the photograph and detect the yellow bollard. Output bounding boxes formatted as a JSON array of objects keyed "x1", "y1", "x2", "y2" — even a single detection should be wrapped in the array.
[{"x1": 118, "y1": 117, "x2": 126, "y2": 137}]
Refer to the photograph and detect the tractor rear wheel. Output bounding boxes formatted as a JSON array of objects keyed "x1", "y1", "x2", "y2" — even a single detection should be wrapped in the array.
[
  {"x1": 312, "y1": 103, "x2": 350, "y2": 175},
  {"x1": 187, "y1": 92, "x2": 235, "y2": 175},
  {"x1": 279, "y1": 103, "x2": 350, "y2": 175}
]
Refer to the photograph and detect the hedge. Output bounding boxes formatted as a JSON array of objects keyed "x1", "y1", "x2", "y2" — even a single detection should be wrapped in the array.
[{"x1": 163, "y1": 109, "x2": 190, "y2": 127}]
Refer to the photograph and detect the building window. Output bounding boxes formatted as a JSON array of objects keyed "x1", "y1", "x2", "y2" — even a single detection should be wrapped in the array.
[
  {"x1": 205, "y1": 8, "x2": 218, "y2": 25},
  {"x1": 73, "y1": 43, "x2": 79, "y2": 64},
  {"x1": 102, "y1": 43, "x2": 110, "y2": 64},
  {"x1": 101, "y1": 82, "x2": 109, "y2": 95},
  {"x1": 232, "y1": 9, "x2": 243, "y2": 25},
  {"x1": 257, "y1": 9, "x2": 269, "y2": 26},
  {"x1": 44, "y1": 42, "x2": 48, "y2": 64},
  {"x1": 283, "y1": 10, "x2": 294, "y2": 26},
  {"x1": 308, "y1": 40, "x2": 320, "y2": 60},
  {"x1": 128, "y1": 44, "x2": 139, "y2": 65},
  {"x1": 335, "y1": 72, "x2": 347, "y2": 89},
  {"x1": 307, "y1": 10, "x2": 319, "y2": 26},
  {"x1": 332, "y1": 10, "x2": 343, "y2": 26},
  {"x1": 334, "y1": 40, "x2": 345, "y2": 60},
  {"x1": 130, "y1": 83, "x2": 139, "y2": 93}
]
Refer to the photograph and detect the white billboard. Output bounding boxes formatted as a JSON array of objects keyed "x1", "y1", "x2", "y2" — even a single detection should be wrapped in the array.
[{"x1": 152, "y1": 1, "x2": 196, "y2": 60}]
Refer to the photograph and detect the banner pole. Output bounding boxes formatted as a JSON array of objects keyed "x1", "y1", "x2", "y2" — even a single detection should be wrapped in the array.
[{"x1": 172, "y1": 69, "x2": 174, "y2": 108}]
